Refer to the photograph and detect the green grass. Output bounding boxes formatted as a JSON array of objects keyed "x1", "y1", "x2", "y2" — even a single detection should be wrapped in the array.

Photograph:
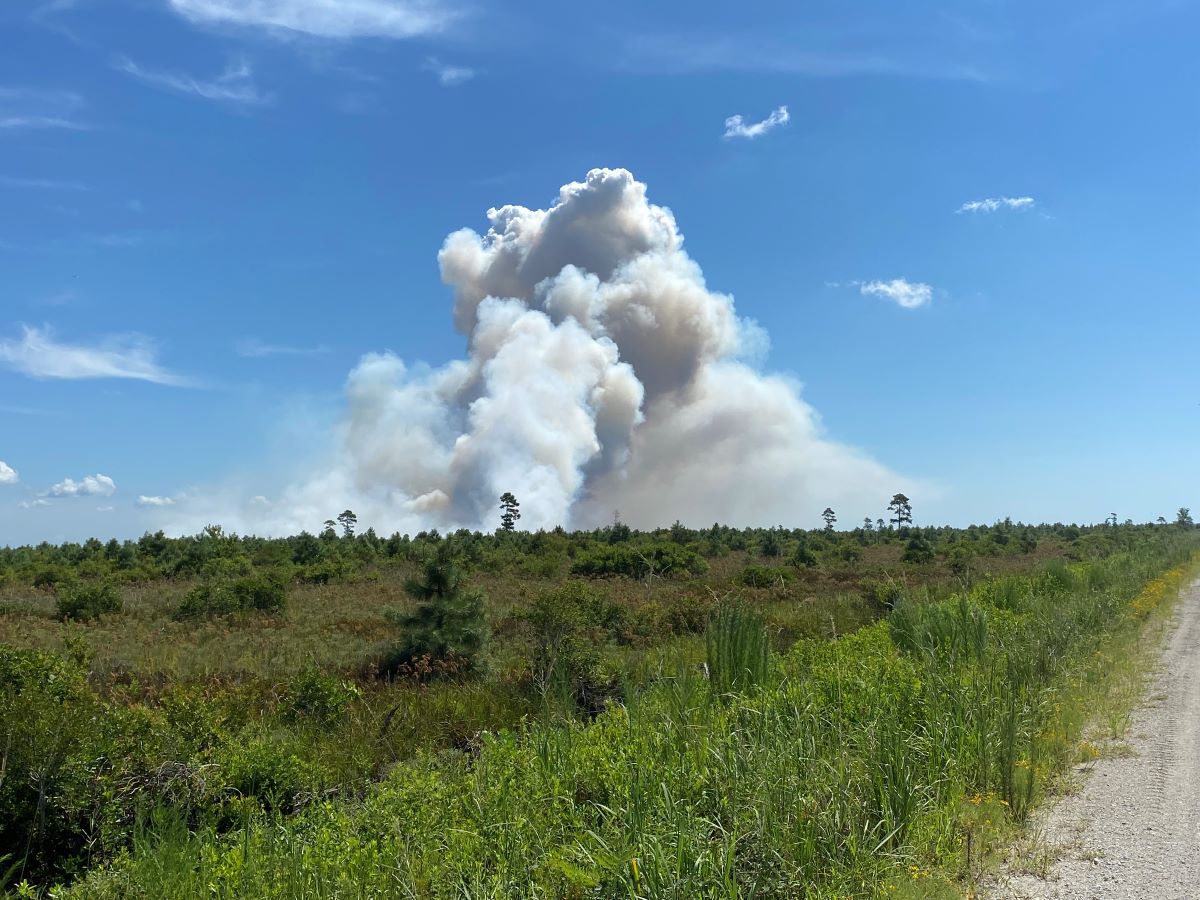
[{"x1": 34, "y1": 532, "x2": 1196, "y2": 899}]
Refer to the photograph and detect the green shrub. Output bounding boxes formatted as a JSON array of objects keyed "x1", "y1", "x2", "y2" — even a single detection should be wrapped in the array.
[
  {"x1": 176, "y1": 571, "x2": 288, "y2": 619},
  {"x1": 570, "y1": 542, "x2": 708, "y2": 579},
  {"x1": 901, "y1": 535, "x2": 935, "y2": 564},
  {"x1": 285, "y1": 668, "x2": 360, "y2": 727},
  {"x1": 739, "y1": 564, "x2": 793, "y2": 588},
  {"x1": 55, "y1": 579, "x2": 123, "y2": 621}
]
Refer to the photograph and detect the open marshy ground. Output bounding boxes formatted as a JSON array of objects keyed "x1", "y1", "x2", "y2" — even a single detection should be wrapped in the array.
[{"x1": 1, "y1": 521, "x2": 1194, "y2": 897}]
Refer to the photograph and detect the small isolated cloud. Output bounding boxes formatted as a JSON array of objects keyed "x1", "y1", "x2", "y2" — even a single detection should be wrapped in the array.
[
  {"x1": 97, "y1": 505, "x2": 114, "y2": 512},
  {"x1": 0, "y1": 87, "x2": 87, "y2": 131},
  {"x1": 251, "y1": 494, "x2": 271, "y2": 506},
  {"x1": 860, "y1": 278, "x2": 933, "y2": 309},
  {"x1": 115, "y1": 56, "x2": 270, "y2": 106},
  {"x1": 0, "y1": 461, "x2": 17, "y2": 484},
  {"x1": 723, "y1": 104, "x2": 789, "y2": 140},
  {"x1": 236, "y1": 337, "x2": 330, "y2": 358},
  {"x1": 136, "y1": 494, "x2": 176, "y2": 507},
  {"x1": 166, "y1": 0, "x2": 456, "y2": 39},
  {"x1": 957, "y1": 196, "x2": 1035, "y2": 214},
  {"x1": 423, "y1": 57, "x2": 474, "y2": 86},
  {"x1": 0, "y1": 325, "x2": 195, "y2": 386},
  {"x1": 47, "y1": 473, "x2": 116, "y2": 498},
  {"x1": 20, "y1": 498, "x2": 50, "y2": 509},
  {"x1": 0, "y1": 175, "x2": 89, "y2": 191}
]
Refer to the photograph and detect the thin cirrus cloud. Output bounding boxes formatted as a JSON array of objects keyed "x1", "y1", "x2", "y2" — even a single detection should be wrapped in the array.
[
  {"x1": 236, "y1": 337, "x2": 330, "y2": 358},
  {"x1": 622, "y1": 33, "x2": 988, "y2": 82},
  {"x1": 0, "y1": 461, "x2": 17, "y2": 485},
  {"x1": 423, "y1": 57, "x2": 474, "y2": 86},
  {"x1": 0, "y1": 325, "x2": 196, "y2": 386},
  {"x1": 0, "y1": 175, "x2": 90, "y2": 191},
  {"x1": 723, "y1": 105, "x2": 789, "y2": 140},
  {"x1": 47, "y1": 474, "x2": 116, "y2": 498},
  {"x1": 114, "y1": 56, "x2": 271, "y2": 106},
  {"x1": 165, "y1": 0, "x2": 457, "y2": 39},
  {"x1": 0, "y1": 86, "x2": 88, "y2": 131},
  {"x1": 860, "y1": 278, "x2": 933, "y2": 309},
  {"x1": 957, "y1": 196, "x2": 1035, "y2": 214}
]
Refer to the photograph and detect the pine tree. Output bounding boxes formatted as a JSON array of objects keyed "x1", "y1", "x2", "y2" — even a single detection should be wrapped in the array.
[
  {"x1": 384, "y1": 547, "x2": 489, "y2": 677},
  {"x1": 499, "y1": 492, "x2": 521, "y2": 531}
]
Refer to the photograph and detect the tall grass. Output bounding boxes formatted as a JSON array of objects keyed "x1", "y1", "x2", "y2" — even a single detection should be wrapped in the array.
[
  {"x1": 705, "y1": 603, "x2": 771, "y2": 698},
  {"x1": 53, "y1": 534, "x2": 1199, "y2": 899}
]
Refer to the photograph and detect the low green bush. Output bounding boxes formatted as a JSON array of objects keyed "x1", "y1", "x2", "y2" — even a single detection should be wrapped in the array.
[
  {"x1": 570, "y1": 542, "x2": 708, "y2": 579},
  {"x1": 176, "y1": 571, "x2": 288, "y2": 619},
  {"x1": 739, "y1": 564, "x2": 793, "y2": 588},
  {"x1": 55, "y1": 579, "x2": 123, "y2": 621}
]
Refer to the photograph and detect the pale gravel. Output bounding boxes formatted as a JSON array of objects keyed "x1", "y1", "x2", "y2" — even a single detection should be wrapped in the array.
[{"x1": 986, "y1": 578, "x2": 1200, "y2": 900}]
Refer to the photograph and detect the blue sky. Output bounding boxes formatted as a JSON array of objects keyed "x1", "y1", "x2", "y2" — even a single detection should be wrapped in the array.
[{"x1": 2, "y1": 0, "x2": 1198, "y2": 544}]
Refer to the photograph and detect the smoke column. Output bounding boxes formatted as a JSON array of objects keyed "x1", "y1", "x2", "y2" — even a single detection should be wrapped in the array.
[{"x1": 189, "y1": 168, "x2": 912, "y2": 533}]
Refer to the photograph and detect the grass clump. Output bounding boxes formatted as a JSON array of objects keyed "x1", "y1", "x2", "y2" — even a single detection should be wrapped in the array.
[{"x1": 705, "y1": 601, "x2": 771, "y2": 697}]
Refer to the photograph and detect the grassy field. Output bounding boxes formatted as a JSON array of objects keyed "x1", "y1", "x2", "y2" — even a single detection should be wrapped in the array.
[{"x1": 1, "y1": 520, "x2": 1193, "y2": 897}]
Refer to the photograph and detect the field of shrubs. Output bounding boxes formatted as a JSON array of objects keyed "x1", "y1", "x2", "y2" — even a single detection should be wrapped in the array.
[{"x1": 1, "y1": 518, "x2": 1195, "y2": 897}]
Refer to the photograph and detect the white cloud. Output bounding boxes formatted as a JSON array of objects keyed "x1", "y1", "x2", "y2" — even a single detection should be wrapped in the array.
[
  {"x1": 0, "y1": 325, "x2": 195, "y2": 386},
  {"x1": 136, "y1": 494, "x2": 176, "y2": 507},
  {"x1": 0, "y1": 461, "x2": 17, "y2": 484},
  {"x1": 957, "y1": 196, "x2": 1035, "y2": 214},
  {"x1": 47, "y1": 474, "x2": 116, "y2": 498},
  {"x1": 0, "y1": 175, "x2": 89, "y2": 190},
  {"x1": 97, "y1": 505, "x2": 114, "y2": 512},
  {"x1": 20, "y1": 498, "x2": 50, "y2": 508},
  {"x1": 236, "y1": 337, "x2": 330, "y2": 357},
  {"x1": 166, "y1": 0, "x2": 455, "y2": 39},
  {"x1": 860, "y1": 278, "x2": 933, "y2": 309},
  {"x1": 0, "y1": 87, "x2": 87, "y2": 131},
  {"x1": 723, "y1": 105, "x2": 789, "y2": 140},
  {"x1": 115, "y1": 56, "x2": 270, "y2": 106},
  {"x1": 423, "y1": 57, "x2": 474, "y2": 86}
]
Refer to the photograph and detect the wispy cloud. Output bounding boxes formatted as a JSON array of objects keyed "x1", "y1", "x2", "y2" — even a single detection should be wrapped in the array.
[
  {"x1": 0, "y1": 461, "x2": 17, "y2": 485},
  {"x1": 957, "y1": 196, "x2": 1035, "y2": 214},
  {"x1": 20, "y1": 498, "x2": 50, "y2": 509},
  {"x1": 0, "y1": 325, "x2": 196, "y2": 386},
  {"x1": 724, "y1": 104, "x2": 789, "y2": 140},
  {"x1": 47, "y1": 473, "x2": 116, "y2": 498},
  {"x1": 166, "y1": 0, "x2": 457, "y2": 39},
  {"x1": 136, "y1": 494, "x2": 177, "y2": 507},
  {"x1": 236, "y1": 337, "x2": 331, "y2": 358},
  {"x1": 860, "y1": 278, "x2": 933, "y2": 309},
  {"x1": 423, "y1": 57, "x2": 474, "y2": 86},
  {"x1": 0, "y1": 175, "x2": 89, "y2": 190},
  {"x1": 0, "y1": 87, "x2": 88, "y2": 131},
  {"x1": 622, "y1": 34, "x2": 988, "y2": 81},
  {"x1": 115, "y1": 56, "x2": 271, "y2": 106}
]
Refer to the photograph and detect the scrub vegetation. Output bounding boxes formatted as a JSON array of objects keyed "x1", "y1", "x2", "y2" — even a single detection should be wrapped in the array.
[{"x1": 0, "y1": 513, "x2": 1195, "y2": 898}]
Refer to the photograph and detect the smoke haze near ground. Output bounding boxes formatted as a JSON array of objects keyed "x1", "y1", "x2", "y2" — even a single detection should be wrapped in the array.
[{"x1": 171, "y1": 168, "x2": 913, "y2": 535}]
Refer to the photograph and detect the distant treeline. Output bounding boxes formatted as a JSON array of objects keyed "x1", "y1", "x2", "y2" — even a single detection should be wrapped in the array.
[{"x1": 1, "y1": 516, "x2": 1191, "y2": 586}]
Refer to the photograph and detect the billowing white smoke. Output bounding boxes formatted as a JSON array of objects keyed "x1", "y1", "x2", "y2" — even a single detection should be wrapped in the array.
[{"x1": 187, "y1": 168, "x2": 912, "y2": 534}]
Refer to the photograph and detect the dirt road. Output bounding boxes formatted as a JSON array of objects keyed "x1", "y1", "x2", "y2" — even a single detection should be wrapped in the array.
[{"x1": 988, "y1": 579, "x2": 1200, "y2": 899}]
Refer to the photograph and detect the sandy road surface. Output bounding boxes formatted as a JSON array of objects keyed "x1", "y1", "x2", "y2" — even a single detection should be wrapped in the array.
[{"x1": 988, "y1": 579, "x2": 1200, "y2": 900}]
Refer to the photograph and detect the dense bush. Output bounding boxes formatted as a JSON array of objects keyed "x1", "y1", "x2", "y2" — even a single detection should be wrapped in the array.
[
  {"x1": 738, "y1": 564, "x2": 794, "y2": 588},
  {"x1": 55, "y1": 578, "x2": 123, "y2": 621},
  {"x1": 176, "y1": 571, "x2": 288, "y2": 618},
  {"x1": 570, "y1": 541, "x2": 708, "y2": 579}
]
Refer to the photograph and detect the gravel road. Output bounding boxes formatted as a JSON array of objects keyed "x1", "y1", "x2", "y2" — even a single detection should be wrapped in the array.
[{"x1": 987, "y1": 578, "x2": 1200, "y2": 900}]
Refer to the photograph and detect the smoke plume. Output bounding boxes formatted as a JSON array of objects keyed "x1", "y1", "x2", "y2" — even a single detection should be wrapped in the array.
[{"x1": 190, "y1": 168, "x2": 911, "y2": 533}]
